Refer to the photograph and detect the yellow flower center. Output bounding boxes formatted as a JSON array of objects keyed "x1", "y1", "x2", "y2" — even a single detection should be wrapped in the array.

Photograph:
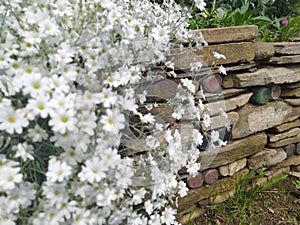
[
  {"x1": 37, "y1": 104, "x2": 44, "y2": 110},
  {"x1": 61, "y1": 116, "x2": 68, "y2": 123},
  {"x1": 33, "y1": 83, "x2": 40, "y2": 89},
  {"x1": 8, "y1": 117, "x2": 16, "y2": 123},
  {"x1": 108, "y1": 118, "x2": 113, "y2": 125}
]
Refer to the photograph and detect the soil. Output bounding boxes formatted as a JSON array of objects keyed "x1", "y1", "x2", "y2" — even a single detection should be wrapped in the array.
[{"x1": 192, "y1": 178, "x2": 300, "y2": 225}]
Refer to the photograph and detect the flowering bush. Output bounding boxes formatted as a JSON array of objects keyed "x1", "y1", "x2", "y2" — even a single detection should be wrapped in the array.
[{"x1": 0, "y1": 0, "x2": 226, "y2": 224}]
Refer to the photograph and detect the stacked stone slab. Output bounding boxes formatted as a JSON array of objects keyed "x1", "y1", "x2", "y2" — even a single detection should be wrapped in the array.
[
  {"x1": 174, "y1": 26, "x2": 300, "y2": 224},
  {"x1": 132, "y1": 25, "x2": 300, "y2": 224}
]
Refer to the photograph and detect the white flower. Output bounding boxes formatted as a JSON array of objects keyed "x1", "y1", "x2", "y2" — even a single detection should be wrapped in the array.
[
  {"x1": 194, "y1": 0, "x2": 206, "y2": 11},
  {"x1": 186, "y1": 160, "x2": 200, "y2": 176},
  {"x1": 78, "y1": 156, "x2": 108, "y2": 183},
  {"x1": 0, "y1": 165, "x2": 23, "y2": 191},
  {"x1": 0, "y1": 107, "x2": 29, "y2": 134},
  {"x1": 27, "y1": 125, "x2": 49, "y2": 142},
  {"x1": 99, "y1": 88, "x2": 118, "y2": 108},
  {"x1": 100, "y1": 109, "x2": 126, "y2": 133},
  {"x1": 13, "y1": 143, "x2": 34, "y2": 161},
  {"x1": 160, "y1": 207, "x2": 176, "y2": 225},
  {"x1": 151, "y1": 26, "x2": 170, "y2": 43},
  {"x1": 213, "y1": 51, "x2": 226, "y2": 59},
  {"x1": 219, "y1": 65, "x2": 227, "y2": 75},
  {"x1": 192, "y1": 129, "x2": 203, "y2": 146},
  {"x1": 149, "y1": 213, "x2": 161, "y2": 225},
  {"x1": 46, "y1": 157, "x2": 72, "y2": 182},
  {"x1": 178, "y1": 181, "x2": 188, "y2": 197},
  {"x1": 181, "y1": 78, "x2": 196, "y2": 93},
  {"x1": 49, "y1": 109, "x2": 75, "y2": 133},
  {"x1": 203, "y1": 114, "x2": 211, "y2": 128}
]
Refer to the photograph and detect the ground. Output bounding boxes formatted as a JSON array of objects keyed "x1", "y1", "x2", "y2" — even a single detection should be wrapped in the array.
[{"x1": 191, "y1": 177, "x2": 300, "y2": 225}]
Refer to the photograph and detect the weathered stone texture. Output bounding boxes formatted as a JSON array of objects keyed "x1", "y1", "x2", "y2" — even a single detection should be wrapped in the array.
[
  {"x1": 192, "y1": 25, "x2": 259, "y2": 44},
  {"x1": 232, "y1": 101, "x2": 300, "y2": 139},
  {"x1": 267, "y1": 55, "x2": 300, "y2": 64},
  {"x1": 205, "y1": 93, "x2": 252, "y2": 116},
  {"x1": 269, "y1": 119, "x2": 300, "y2": 133},
  {"x1": 198, "y1": 133, "x2": 267, "y2": 170},
  {"x1": 232, "y1": 66, "x2": 300, "y2": 87},
  {"x1": 272, "y1": 42, "x2": 300, "y2": 55},
  {"x1": 267, "y1": 133, "x2": 300, "y2": 147},
  {"x1": 268, "y1": 128, "x2": 300, "y2": 142},
  {"x1": 219, "y1": 158, "x2": 247, "y2": 177},
  {"x1": 248, "y1": 148, "x2": 287, "y2": 169},
  {"x1": 254, "y1": 42, "x2": 275, "y2": 60}
]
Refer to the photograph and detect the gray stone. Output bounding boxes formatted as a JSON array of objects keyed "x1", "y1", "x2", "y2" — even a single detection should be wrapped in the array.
[
  {"x1": 204, "y1": 88, "x2": 247, "y2": 101},
  {"x1": 232, "y1": 65, "x2": 300, "y2": 87},
  {"x1": 267, "y1": 55, "x2": 300, "y2": 64},
  {"x1": 282, "y1": 82, "x2": 300, "y2": 89},
  {"x1": 254, "y1": 42, "x2": 275, "y2": 60},
  {"x1": 296, "y1": 143, "x2": 300, "y2": 155},
  {"x1": 219, "y1": 158, "x2": 247, "y2": 177},
  {"x1": 192, "y1": 25, "x2": 259, "y2": 44},
  {"x1": 248, "y1": 148, "x2": 287, "y2": 169},
  {"x1": 232, "y1": 101, "x2": 300, "y2": 139},
  {"x1": 268, "y1": 127, "x2": 300, "y2": 142},
  {"x1": 272, "y1": 155, "x2": 300, "y2": 169},
  {"x1": 283, "y1": 144, "x2": 296, "y2": 158},
  {"x1": 198, "y1": 133, "x2": 267, "y2": 170},
  {"x1": 201, "y1": 111, "x2": 238, "y2": 131},
  {"x1": 281, "y1": 87, "x2": 300, "y2": 97},
  {"x1": 273, "y1": 42, "x2": 300, "y2": 55}
]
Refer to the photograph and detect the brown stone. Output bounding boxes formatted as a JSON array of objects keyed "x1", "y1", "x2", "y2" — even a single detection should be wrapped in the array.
[
  {"x1": 255, "y1": 167, "x2": 290, "y2": 186},
  {"x1": 205, "y1": 93, "x2": 252, "y2": 116},
  {"x1": 193, "y1": 25, "x2": 259, "y2": 44},
  {"x1": 281, "y1": 87, "x2": 300, "y2": 97},
  {"x1": 272, "y1": 42, "x2": 300, "y2": 55},
  {"x1": 232, "y1": 65, "x2": 300, "y2": 87},
  {"x1": 232, "y1": 101, "x2": 300, "y2": 139},
  {"x1": 267, "y1": 55, "x2": 300, "y2": 64},
  {"x1": 176, "y1": 169, "x2": 249, "y2": 217},
  {"x1": 248, "y1": 148, "x2": 287, "y2": 169},
  {"x1": 219, "y1": 158, "x2": 247, "y2": 177},
  {"x1": 220, "y1": 62, "x2": 256, "y2": 73},
  {"x1": 269, "y1": 119, "x2": 300, "y2": 133},
  {"x1": 142, "y1": 78, "x2": 178, "y2": 101},
  {"x1": 254, "y1": 42, "x2": 275, "y2": 60},
  {"x1": 222, "y1": 74, "x2": 235, "y2": 88},
  {"x1": 284, "y1": 98, "x2": 300, "y2": 106},
  {"x1": 268, "y1": 128, "x2": 300, "y2": 142},
  {"x1": 198, "y1": 133, "x2": 267, "y2": 170},
  {"x1": 282, "y1": 82, "x2": 300, "y2": 89},
  {"x1": 268, "y1": 133, "x2": 300, "y2": 148}
]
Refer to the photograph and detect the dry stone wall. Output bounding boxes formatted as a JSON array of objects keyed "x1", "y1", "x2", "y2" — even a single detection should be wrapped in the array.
[{"x1": 137, "y1": 25, "x2": 300, "y2": 223}]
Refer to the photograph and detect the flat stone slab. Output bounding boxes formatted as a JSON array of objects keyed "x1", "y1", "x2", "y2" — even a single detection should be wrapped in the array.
[
  {"x1": 281, "y1": 87, "x2": 300, "y2": 97},
  {"x1": 269, "y1": 119, "x2": 300, "y2": 133},
  {"x1": 272, "y1": 42, "x2": 300, "y2": 55},
  {"x1": 248, "y1": 148, "x2": 287, "y2": 169},
  {"x1": 267, "y1": 133, "x2": 300, "y2": 147},
  {"x1": 170, "y1": 42, "x2": 255, "y2": 69},
  {"x1": 193, "y1": 25, "x2": 259, "y2": 44},
  {"x1": 267, "y1": 55, "x2": 300, "y2": 64},
  {"x1": 232, "y1": 65, "x2": 300, "y2": 87},
  {"x1": 205, "y1": 93, "x2": 253, "y2": 116},
  {"x1": 232, "y1": 101, "x2": 300, "y2": 139},
  {"x1": 204, "y1": 88, "x2": 246, "y2": 101},
  {"x1": 254, "y1": 42, "x2": 275, "y2": 60},
  {"x1": 284, "y1": 98, "x2": 300, "y2": 106},
  {"x1": 268, "y1": 127, "x2": 300, "y2": 142},
  {"x1": 197, "y1": 133, "x2": 267, "y2": 170}
]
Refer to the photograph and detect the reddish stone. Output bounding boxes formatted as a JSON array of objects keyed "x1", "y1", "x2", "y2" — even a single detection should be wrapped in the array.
[
  {"x1": 203, "y1": 169, "x2": 219, "y2": 185},
  {"x1": 201, "y1": 75, "x2": 222, "y2": 93},
  {"x1": 270, "y1": 85, "x2": 281, "y2": 100},
  {"x1": 187, "y1": 173, "x2": 204, "y2": 189}
]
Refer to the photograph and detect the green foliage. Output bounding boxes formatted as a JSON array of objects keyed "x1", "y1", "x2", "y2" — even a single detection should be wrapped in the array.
[{"x1": 188, "y1": 0, "x2": 300, "y2": 42}]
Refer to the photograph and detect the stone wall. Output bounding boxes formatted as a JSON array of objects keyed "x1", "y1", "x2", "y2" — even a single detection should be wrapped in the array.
[{"x1": 138, "y1": 25, "x2": 300, "y2": 223}]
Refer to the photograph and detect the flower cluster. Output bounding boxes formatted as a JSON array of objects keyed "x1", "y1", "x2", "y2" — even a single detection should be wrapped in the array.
[{"x1": 0, "y1": 0, "x2": 225, "y2": 225}]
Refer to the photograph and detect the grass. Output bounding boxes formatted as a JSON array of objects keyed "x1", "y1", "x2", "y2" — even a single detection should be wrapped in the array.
[{"x1": 187, "y1": 169, "x2": 300, "y2": 225}]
